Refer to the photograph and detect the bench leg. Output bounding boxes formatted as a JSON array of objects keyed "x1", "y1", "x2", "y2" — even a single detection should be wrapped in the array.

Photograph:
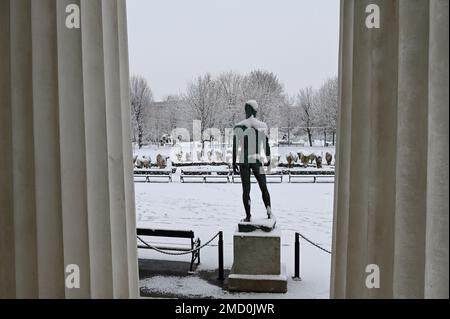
[
  {"x1": 197, "y1": 239, "x2": 201, "y2": 265},
  {"x1": 190, "y1": 239, "x2": 196, "y2": 272}
]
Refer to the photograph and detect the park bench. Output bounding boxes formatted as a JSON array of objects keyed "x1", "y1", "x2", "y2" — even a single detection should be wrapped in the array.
[
  {"x1": 205, "y1": 170, "x2": 230, "y2": 183},
  {"x1": 180, "y1": 169, "x2": 230, "y2": 184},
  {"x1": 231, "y1": 169, "x2": 284, "y2": 184},
  {"x1": 137, "y1": 228, "x2": 201, "y2": 272},
  {"x1": 288, "y1": 170, "x2": 335, "y2": 183},
  {"x1": 173, "y1": 162, "x2": 228, "y2": 167},
  {"x1": 134, "y1": 168, "x2": 175, "y2": 183}
]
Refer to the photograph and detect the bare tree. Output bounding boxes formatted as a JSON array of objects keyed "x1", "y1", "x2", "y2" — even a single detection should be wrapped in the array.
[
  {"x1": 280, "y1": 95, "x2": 298, "y2": 144},
  {"x1": 163, "y1": 94, "x2": 182, "y2": 133},
  {"x1": 242, "y1": 70, "x2": 285, "y2": 127},
  {"x1": 185, "y1": 73, "x2": 222, "y2": 139},
  {"x1": 130, "y1": 75, "x2": 153, "y2": 148},
  {"x1": 316, "y1": 76, "x2": 338, "y2": 145},
  {"x1": 297, "y1": 86, "x2": 317, "y2": 147},
  {"x1": 217, "y1": 71, "x2": 245, "y2": 129}
]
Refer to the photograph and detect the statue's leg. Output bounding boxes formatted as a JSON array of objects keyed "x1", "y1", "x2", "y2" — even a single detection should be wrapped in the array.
[
  {"x1": 252, "y1": 164, "x2": 272, "y2": 218},
  {"x1": 239, "y1": 164, "x2": 251, "y2": 221}
]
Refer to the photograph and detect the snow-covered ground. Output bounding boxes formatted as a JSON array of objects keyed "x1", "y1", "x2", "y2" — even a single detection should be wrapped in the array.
[{"x1": 136, "y1": 179, "x2": 334, "y2": 299}]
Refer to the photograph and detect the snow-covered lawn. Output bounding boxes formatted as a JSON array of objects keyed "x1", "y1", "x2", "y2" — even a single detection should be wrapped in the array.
[{"x1": 136, "y1": 180, "x2": 334, "y2": 299}]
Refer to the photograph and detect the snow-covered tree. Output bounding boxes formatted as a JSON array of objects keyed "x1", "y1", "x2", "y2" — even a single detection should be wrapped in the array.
[
  {"x1": 279, "y1": 95, "x2": 298, "y2": 144},
  {"x1": 242, "y1": 70, "x2": 286, "y2": 127},
  {"x1": 185, "y1": 73, "x2": 222, "y2": 139},
  {"x1": 316, "y1": 76, "x2": 338, "y2": 145},
  {"x1": 296, "y1": 86, "x2": 318, "y2": 147},
  {"x1": 164, "y1": 94, "x2": 183, "y2": 133},
  {"x1": 130, "y1": 75, "x2": 153, "y2": 148},
  {"x1": 216, "y1": 71, "x2": 245, "y2": 129}
]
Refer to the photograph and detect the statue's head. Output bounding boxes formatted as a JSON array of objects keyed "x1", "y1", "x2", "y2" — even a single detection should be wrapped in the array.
[{"x1": 245, "y1": 100, "x2": 258, "y2": 118}]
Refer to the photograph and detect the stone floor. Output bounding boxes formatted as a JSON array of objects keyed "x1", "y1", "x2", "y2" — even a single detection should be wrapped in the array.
[{"x1": 138, "y1": 259, "x2": 231, "y2": 298}]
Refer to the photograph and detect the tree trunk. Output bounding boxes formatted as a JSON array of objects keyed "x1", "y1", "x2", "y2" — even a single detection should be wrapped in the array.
[
  {"x1": 138, "y1": 123, "x2": 143, "y2": 149},
  {"x1": 324, "y1": 129, "x2": 327, "y2": 147},
  {"x1": 202, "y1": 139, "x2": 205, "y2": 158},
  {"x1": 307, "y1": 128, "x2": 313, "y2": 147},
  {"x1": 138, "y1": 131, "x2": 143, "y2": 149}
]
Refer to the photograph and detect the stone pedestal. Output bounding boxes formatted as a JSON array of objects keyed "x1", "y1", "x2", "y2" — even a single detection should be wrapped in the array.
[
  {"x1": 228, "y1": 228, "x2": 287, "y2": 293},
  {"x1": 238, "y1": 218, "x2": 277, "y2": 233}
]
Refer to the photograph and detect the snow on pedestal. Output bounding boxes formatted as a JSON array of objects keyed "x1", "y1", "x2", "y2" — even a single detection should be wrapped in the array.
[
  {"x1": 228, "y1": 227, "x2": 288, "y2": 293},
  {"x1": 238, "y1": 218, "x2": 277, "y2": 233}
]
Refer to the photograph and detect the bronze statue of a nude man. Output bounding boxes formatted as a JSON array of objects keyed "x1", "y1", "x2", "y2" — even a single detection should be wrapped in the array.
[{"x1": 233, "y1": 100, "x2": 274, "y2": 222}]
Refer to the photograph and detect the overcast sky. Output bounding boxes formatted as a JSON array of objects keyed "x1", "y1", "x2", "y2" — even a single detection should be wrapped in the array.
[{"x1": 126, "y1": 0, "x2": 340, "y2": 101}]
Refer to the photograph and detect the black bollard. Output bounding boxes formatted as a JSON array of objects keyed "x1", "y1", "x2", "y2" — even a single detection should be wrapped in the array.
[
  {"x1": 293, "y1": 232, "x2": 302, "y2": 281},
  {"x1": 218, "y1": 231, "x2": 224, "y2": 281}
]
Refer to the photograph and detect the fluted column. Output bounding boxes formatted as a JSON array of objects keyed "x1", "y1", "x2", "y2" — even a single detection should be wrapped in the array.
[
  {"x1": 102, "y1": 0, "x2": 131, "y2": 298},
  {"x1": 118, "y1": 0, "x2": 139, "y2": 298},
  {"x1": 0, "y1": 0, "x2": 15, "y2": 299},
  {"x1": 332, "y1": 0, "x2": 449, "y2": 299},
  {"x1": 364, "y1": 0, "x2": 398, "y2": 299},
  {"x1": 0, "y1": 0, "x2": 138, "y2": 299},
  {"x1": 57, "y1": 0, "x2": 91, "y2": 298},
  {"x1": 10, "y1": 0, "x2": 38, "y2": 298},
  {"x1": 31, "y1": 0, "x2": 65, "y2": 298},
  {"x1": 81, "y1": 0, "x2": 114, "y2": 299},
  {"x1": 343, "y1": 0, "x2": 371, "y2": 298},
  {"x1": 425, "y1": 0, "x2": 449, "y2": 299},
  {"x1": 393, "y1": 0, "x2": 429, "y2": 299},
  {"x1": 330, "y1": 0, "x2": 353, "y2": 299}
]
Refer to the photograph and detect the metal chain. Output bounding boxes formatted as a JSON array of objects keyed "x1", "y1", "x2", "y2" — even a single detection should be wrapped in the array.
[
  {"x1": 137, "y1": 232, "x2": 221, "y2": 256},
  {"x1": 298, "y1": 232, "x2": 332, "y2": 254},
  {"x1": 138, "y1": 231, "x2": 332, "y2": 257}
]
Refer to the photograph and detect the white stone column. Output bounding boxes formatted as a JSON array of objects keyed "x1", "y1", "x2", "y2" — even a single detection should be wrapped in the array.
[
  {"x1": 393, "y1": 0, "x2": 429, "y2": 299},
  {"x1": 10, "y1": 0, "x2": 39, "y2": 299},
  {"x1": 0, "y1": 0, "x2": 15, "y2": 299},
  {"x1": 31, "y1": 0, "x2": 66, "y2": 298},
  {"x1": 364, "y1": 0, "x2": 398, "y2": 299},
  {"x1": 330, "y1": 0, "x2": 353, "y2": 299},
  {"x1": 102, "y1": 0, "x2": 131, "y2": 298},
  {"x1": 118, "y1": 0, "x2": 139, "y2": 298},
  {"x1": 425, "y1": 0, "x2": 449, "y2": 299},
  {"x1": 332, "y1": 0, "x2": 449, "y2": 299},
  {"x1": 81, "y1": 0, "x2": 115, "y2": 299},
  {"x1": 343, "y1": 0, "x2": 372, "y2": 298},
  {"x1": 57, "y1": 0, "x2": 91, "y2": 298},
  {"x1": 0, "y1": 0, "x2": 138, "y2": 299}
]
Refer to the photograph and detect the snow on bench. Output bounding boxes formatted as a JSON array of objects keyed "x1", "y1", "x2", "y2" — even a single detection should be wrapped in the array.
[
  {"x1": 288, "y1": 169, "x2": 335, "y2": 183},
  {"x1": 173, "y1": 162, "x2": 229, "y2": 167},
  {"x1": 134, "y1": 168, "x2": 176, "y2": 183},
  {"x1": 180, "y1": 167, "x2": 230, "y2": 184},
  {"x1": 137, "y1": 228, "x2": 201, "y2": 272}
]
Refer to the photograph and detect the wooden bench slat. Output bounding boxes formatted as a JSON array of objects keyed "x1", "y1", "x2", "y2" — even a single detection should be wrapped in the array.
[
  {"x1": 138, "y1": 245, "x2": 192, "y2": 251},
  {"x1": 137, "y1": 227, "x2": 201, "y2": 272},
  {"x1": 137, "y1": 228, "x2": 194, "y2": 239}
]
